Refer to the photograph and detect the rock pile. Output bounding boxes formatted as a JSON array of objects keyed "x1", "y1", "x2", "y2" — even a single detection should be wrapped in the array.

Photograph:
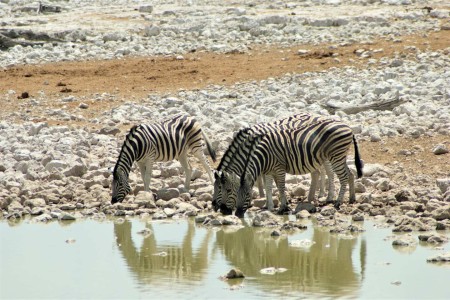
[
  {"x1": 0, "y1": 1, "x2": 449, "y2": 231},
  {"x1": 0, "y1": 0, "x2": 448, "y2": 67}
]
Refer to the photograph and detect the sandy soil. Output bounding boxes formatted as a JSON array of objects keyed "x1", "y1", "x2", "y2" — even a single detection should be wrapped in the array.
[{"x1": 0, "y1": 30, "x2": 449, "y2": 178}]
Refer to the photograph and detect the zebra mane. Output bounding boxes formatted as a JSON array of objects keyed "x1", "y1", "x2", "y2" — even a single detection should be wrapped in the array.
[
  {"x1": 113, "y1": 124, "x2": 140, "y2": 175},
  {"x1": 240, "y1": 133, "x2": 264, "y2": 185},
  {"x1": 216, "y1": 127, "x2": 253, "y2": 171}
]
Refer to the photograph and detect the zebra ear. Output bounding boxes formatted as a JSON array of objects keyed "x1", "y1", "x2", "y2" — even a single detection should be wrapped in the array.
[{"x1": 214, "y1": 170, "x2": 221, "y2": 180}]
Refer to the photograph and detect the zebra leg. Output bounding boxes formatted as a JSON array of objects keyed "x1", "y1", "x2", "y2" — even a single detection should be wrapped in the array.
[
  {"x1": 274, "y1": 174, "x2": 289, "y2": 214},
  {"x1": 193, "y1": 150, "x2": 214, "y2": 185},
  {"x1": 348, "y1": 170, "x2": 356, "y2": 204},
  {"x1": 333, "y1": 160, "x2": 350, "y2": 209},
  {"x1": 256, "y1": 176, "x2": 265, "y2": 198},
  {"x1": 308, "y1": 170, "x2": 319, "y2": 203},
  {"x1": 138, "y1": 162, "x2": 146, "y2": 187},
  {"x1": 324, "y1": 160, "x2": 335, "y2": 203},
  {"x1": 318, "y1": 166, "x2": 326, "y2": 198},
  {"x1": 138, "y1": 159, "x2": 153, "y2": 192},
  {"x1": 264, "y1": 175, "x2": 274, "y2": 211},
  {"x1": 179, "y1": 153, "x2": 192, "y2": 191}
]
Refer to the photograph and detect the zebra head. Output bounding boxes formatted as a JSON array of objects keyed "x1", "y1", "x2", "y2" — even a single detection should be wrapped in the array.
[
  {"x1": 234, "y1": 133, "x2": 263, "y2": 218},
  {"x1": 111, "y1": 169, "x2": 131, "y2": 204},
  {"x1": 212, "y1": 170, "x2": 222, "y2": 212},
  {"x1": 219, "y1": 170, "x2": 240, "y2": 215},
  {"x1": 235, "y1": 173, "x2": 253, "y2": 218}
]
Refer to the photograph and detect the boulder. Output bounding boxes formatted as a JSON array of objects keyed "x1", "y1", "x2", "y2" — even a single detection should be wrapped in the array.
[
  {"x1": 294, "y1": 202, "x2": 316, "y2": 213},
  {"x1": 138, "y1": 5, "x2": 153, "y2": 13},
  {"x1": 157, "y1": 188, "x2": 180, "y2": 201},
  {"x1": 395, "y1": 189, "x2": 415, "y2": 202},
  {"x1": 253, "y1": 211, "x2": 280, "y2": 227},
  {"x1": 427, "y1": 252, "x2": 450, "y2": 263},
  {"x1": 436, "y1": 178, "x2": 450, "y2": 194},
  {"x1": 432, "y1": 144, "x2": 449, "y2": 155},
  {"x1": 320, "y1": 206, "x2": 336, "y2": 217},
  {"x1": 226, "y1": 268, "x2": 245, "y2": 279},
  {"x1": 431, "y1": 206, "x2": 450, "y2": 221},
  {"x1": 24, "y1": 198, "x2": 46, "y2": 208}
]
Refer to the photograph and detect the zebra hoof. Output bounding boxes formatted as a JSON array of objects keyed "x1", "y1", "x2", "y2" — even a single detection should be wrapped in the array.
[
  {"x1": 277, "y1": 206, "x2": 290, "y2": 215},
  {"x1": 235, "y1": 209, "x2": 245, "y2": 218},
  {"x1": 263, "y1": 205, "x2": 274, "y2": 211},
  {"x1": 325, "y1": 199, "x2": 335, "y2": 205},
  {"x1": 334, "y1": 202, "x2": 341, "y2": 210},
  {"x1": 220, "y1": 206, "x2": 233, "y2": 216}
]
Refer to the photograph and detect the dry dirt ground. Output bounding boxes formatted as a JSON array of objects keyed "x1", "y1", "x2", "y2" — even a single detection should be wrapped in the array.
[{"x1": 1, "y1": 30, "x2": 449, "y2": 179}]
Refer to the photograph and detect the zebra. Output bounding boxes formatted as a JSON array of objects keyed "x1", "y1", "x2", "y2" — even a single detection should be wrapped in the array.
[
  {"x1": 111, "y1": 113, "x2": 216, "y2": 204},
  {"x1": 212, "y1": 113, "x2": 335, "y2": 214},
  {"x1": 234, "y1": 119, "x2": 363, "y2": 218},
  {"x1": 213, "y1": 114, "x2": 335, "y2": 214}
]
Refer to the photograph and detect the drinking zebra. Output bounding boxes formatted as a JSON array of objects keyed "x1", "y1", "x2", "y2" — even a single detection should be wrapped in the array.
[
  {"x1": 213, "y1": 113, "x2": 335, "y2": 215},
  {"x1": 234, "y1": 119, "x2": 363, "y2": 217},
  {"x1": 111, "y1": 113, "x2": 216, "y2": 204}
]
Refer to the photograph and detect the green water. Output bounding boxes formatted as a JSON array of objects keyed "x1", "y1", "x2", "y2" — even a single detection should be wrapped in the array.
[{"x1": 1, "y1": 217, "x2": 449, "y2": 299}]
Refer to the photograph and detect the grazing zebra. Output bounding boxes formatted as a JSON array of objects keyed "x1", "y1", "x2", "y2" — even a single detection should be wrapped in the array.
[
  {"x1": 111, "y1": 113, "x2": 216, "y2": 204},
  {"x1": 213, "y1": 113, "x2": 335, "y2": 215},
  {"x1": 234, "y1": 119, "x2": 363, "y2": 217}
]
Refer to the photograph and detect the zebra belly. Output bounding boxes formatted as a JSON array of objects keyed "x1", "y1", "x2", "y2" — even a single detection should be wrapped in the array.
[{"x1": 264, "y1": 161, "x2": 321, "y2": 178}]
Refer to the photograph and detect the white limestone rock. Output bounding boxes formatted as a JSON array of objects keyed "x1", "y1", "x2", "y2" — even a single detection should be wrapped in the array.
[
  {"x1": 436, "y1": 179, "x2": 450, "y2": 194},
  {"x1": 139, "y1": 5, "x2": 153, "y2": 13}
]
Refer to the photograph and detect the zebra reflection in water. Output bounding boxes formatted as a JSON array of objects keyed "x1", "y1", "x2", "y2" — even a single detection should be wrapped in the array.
[
  {"x1": 114, "y1": 219, "x2": 213, "y2": 285},
  {"x1": 214, "y1": 220, "x2": 367, "y2": 297}
]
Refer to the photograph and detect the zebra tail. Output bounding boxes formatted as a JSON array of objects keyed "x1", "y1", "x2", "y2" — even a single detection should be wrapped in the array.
[
  {"x1": 202, "y1": 131, "x2": 217, "y2": 162},
  {"x1": 353, "y1": 135, "x2": 363, "y2": 179}
]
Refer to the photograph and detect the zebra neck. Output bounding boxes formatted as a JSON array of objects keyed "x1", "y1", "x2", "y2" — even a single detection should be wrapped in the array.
[
  {"x1": 243, "y1": 162, "x2": 261, "y2": 188},
  {"x1": 217, "y1": 129, "x2": 253, "y2": 171},
  {"x1": 114, "y1": 160, "x2": 131, "y2": 179},
  {"x1": 114, "y1": 142, "x2": 136, "y2": 177}
]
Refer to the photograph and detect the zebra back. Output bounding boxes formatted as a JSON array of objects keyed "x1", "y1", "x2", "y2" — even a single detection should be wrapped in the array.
[
  {"x1": 241, "y1": 119, "x2": 352, "y2": 181},
  {"x1": 216, "y1": 113, "x2": 320, "y2": 176}
]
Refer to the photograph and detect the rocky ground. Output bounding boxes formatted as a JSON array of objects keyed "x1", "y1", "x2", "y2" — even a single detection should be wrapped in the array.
[{"x1": 0, "y1": 1, "x2": 449, "y2": 244}]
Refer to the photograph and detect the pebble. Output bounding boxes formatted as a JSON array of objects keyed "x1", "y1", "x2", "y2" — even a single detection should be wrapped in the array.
[
  {"x1": 137, "y1": 228, "x2": 153, "y2": 236},
  {"x1": 427, "y1": 252, "x2": 450, "y2": 263},
  {"x1": 392, "y1": 238, "x2": 415, "y2": 246},
  {"x1": 432, "y1": 144, "x2": 449, "y2": 155},
  {"x1": 225, "y1": 268, "x2": 245, "y2": 279},
  {"x1": 289, "y1": 239, "x2": 315, "y2": 248},
  {"x1": 260, "y1": 267, "x2": 288, "y2": 275}
]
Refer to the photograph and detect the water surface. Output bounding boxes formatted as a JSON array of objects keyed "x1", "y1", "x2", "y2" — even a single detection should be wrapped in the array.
[{"x1": 1, "y1": 217, "x2": 449, "y2": 299}]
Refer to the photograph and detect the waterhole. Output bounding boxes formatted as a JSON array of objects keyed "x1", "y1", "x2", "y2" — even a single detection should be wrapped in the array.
[{"x1": 1, "y1": 217, "x2": 449, "y2": 299}]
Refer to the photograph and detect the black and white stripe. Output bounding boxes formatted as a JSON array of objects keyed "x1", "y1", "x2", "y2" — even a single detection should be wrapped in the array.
[
  {"x1": 234, "y1": 119, "x2": 363, "y2": 217},
  {"x1": 111, "y1": 113, "x2": 216, "y2": 204},
  {"x1": 213, "y1": 113, "x2": 335, "y2": 214}
]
